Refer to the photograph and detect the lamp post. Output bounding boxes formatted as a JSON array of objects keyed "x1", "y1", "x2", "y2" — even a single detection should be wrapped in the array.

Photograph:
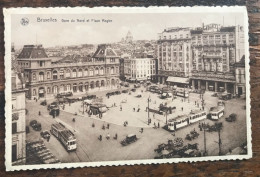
[
  {"x1": 82, "y1": 100, "x2": 84, "y2": 114},
  {"x1": 147, "y1": 96, "x2": 151, "y2": 125}
]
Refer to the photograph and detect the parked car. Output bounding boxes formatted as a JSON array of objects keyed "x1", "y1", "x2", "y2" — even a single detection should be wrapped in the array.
[
  {"x1": 134, "y1": 84, "x2": 141, "y2": 88},
  {"x1": 124, "y1": 83, "x2": 130, "y2": 87},
  {"x1": 122, "y1": 90, "x2": 128, "y2": 93},
  {"x1": 131, "y1": 88, "x2": 136, "y2": 92},
  {"x1": 30, "y1": 120, "x2": 42, "y2": 131},
  {"x1": 212, "y1": 92, "x2": 218, "y2": 97},
  {"x1": 121, "y1": 134, "x2": 138, "y2": 146},
  {"x1": 40, "y1": 130, "x2": 51, "y2": 139},
  {"x1": 40, "y1": 100, "x2": 47, "y2": 106},
  {"x1": 86, "y1": 95, "x2": 97, "y2": 100},
  {"x1": 225, "y1": 113, "x2": 237, "y2": 122},
  {"x1": 115, "y1": 91, "x2": 121, "y2": 95}
]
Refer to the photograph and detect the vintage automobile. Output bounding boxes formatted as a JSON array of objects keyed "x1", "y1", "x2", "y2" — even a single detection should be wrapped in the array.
[
  {"x1": 121, "y1": 134, "x2": 138, "y2": 146},
  {"x1": 122, "y1": 90, "x2": 129, "y2": 93},
  {"x1": 30, "y1": 120, "x2": 42, "y2": 131},
  {"x1": 225, "y1": 113, "x2": 237, "y2": 122},
  {"x1": 185, "y1": 130, "x2": 199, "y2": 141},
  {"x1": 47, "y1": 102, "x2": 59, "y2": 111},
  {"x1": 86, "y1": 95, "x2": 97, "y2": 100},
  {"x1": 131, "y1": 88, "x2": 136, "y2": 92},
  {"x1": 40, "y1": 130, "x2": 51, "y2": 139},
  {"x1": 40, "y1": 100, "x2": 47, "y2": 106},
  {"x1": 134, "y1": 84, "x2": 141, "y2": 88},
  {"x1": 211, "y1": 92, "x2": 218, "y2": 97},
  {"x1": 124, "y1": 83, "x2": 130, "y2": 87},
  {"x1": 114, "y1": 91, "x2": 121, "y2": 95}
]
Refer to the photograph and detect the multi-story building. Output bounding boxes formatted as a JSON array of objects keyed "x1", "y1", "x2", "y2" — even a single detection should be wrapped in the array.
[
  {"x1": 11, "y1": 46, "x2": 27, "y2": 165},
  {"x1": 157, "y1": 27, "x2": 192, "y2": 87},
  {"x1": 124, "y1": 52, "x2": 156, "y2": 81},
  {"x1": 156, "y1": 24, "x2": 245, "y2": 95},
  {"x1": 190, "y1": 24, "x2": 245, "y2": 94},
  {"x1": 17, "y1": 44, "x2": 120, "y2": 99}
]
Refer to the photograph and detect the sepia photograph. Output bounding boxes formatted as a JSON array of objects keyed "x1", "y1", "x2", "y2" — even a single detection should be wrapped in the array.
[{"x1": 4, "y1": 7, "x2": 251, "y2": 171}]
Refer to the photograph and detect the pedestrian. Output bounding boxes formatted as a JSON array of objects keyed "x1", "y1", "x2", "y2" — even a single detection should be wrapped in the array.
[
  {"x1": 114, "y1": 133, "x2": 118, "y2": 140},
  {"x1": 154, "y1": 122, "x2": 156, "y2": 127},
  {"x1": 39, "y1": 111, "x2": 41, "y2": 116},
  {"x1": 102, "y1": 124, "x2": 105, "y2": 130},
  {"x1": 99, "y1": 135, "x2": 102, "y2": 141},
  {"x1": 195, "y1": 101, "x2": 196, "y2": 105},
  {"x1": 137, "y1": 108, "x2": 140, "y2": 112},
  {"x1": 114, "y1": 103, "x2": 116, "y2": 107},
  {"x1": 158, "y1": 122, "x2": 160, "y2": 128},
  {"x1": 107, "y1": 123, "x2": 110, "y2": 129},
  {"x1": 140, "y1": 128, "x2": 144, "y2": 133},
  {"x1": 47, "y1": 136, "x2": 50, "y2": 142},
  {"x1": 35, "y1": 98, "x2": 37, "y2": 102},
  {"x1": 120, "y1": 105, "x2": 122, "y2": 111},
  {"x1": 181, "y1": 107, "x2": 183, "y2": 111},
  {"x1": 153, "y1": 113, "x2": 155, "y2": 119},
  {"x1": 133, "y1": 108, "x2": 135, "y2": 112}
]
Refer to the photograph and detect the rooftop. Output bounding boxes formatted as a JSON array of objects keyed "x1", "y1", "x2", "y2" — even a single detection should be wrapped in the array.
[
  {"x1": 92, "y1": 44, "x2": 118, "y2": 58},
  {"x1": 17, "y1": 45, "x2": 48, "y2": 59}
]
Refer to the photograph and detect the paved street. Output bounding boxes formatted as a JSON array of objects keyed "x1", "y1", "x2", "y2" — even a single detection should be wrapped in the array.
[{"x1": 25, "y1": 85, "x2": 247, "y2": 163}]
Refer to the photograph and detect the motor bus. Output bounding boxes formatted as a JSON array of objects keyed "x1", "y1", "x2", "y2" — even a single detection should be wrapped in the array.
[
  {"x1": 208, "y1": 106, "x2": 225, "y2": 120},
  {"x1": 167, "y1": 110, "x2": 207, "y2": 131},
  {"x1": 51, "y1": 123, "x2": 77, "y2": 151}
]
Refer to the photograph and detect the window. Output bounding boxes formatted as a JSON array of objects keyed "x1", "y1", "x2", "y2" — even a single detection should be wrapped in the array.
[
  {"x1": 47, "y1": 87, "x2": 51, "y2": 94},
  {"x1": 84, "y1": 69, "x2": 88, "y2": 76},
  {"x1": 47, "y1": 72, "x2": 50, "y2": 79},
  {"x1": 89, "y1": 69, "x2": 94, "y2": 76},
  {"x1": 110, "y1": 58, "x2": 115, "y2": 63},
  {"x1": 78, "y1": 69, "x2": 83, "y2": 77},
  {"x1": 111, "y1": 67, "x2": 114, "y2": 74},
  {"x1": 186, "y1": 34, "x2": 189, "y2": 38},
  {"x1": 12, "y1": 122, "x2": 17, "y2": 134},
  {"x1": 66, "y1": 69, "x2": 71, "y2": 78},
  {"x1": 72, "y1": 69, "x2": 77, "y2": 78},
  {"x1": 53, "y1": 70, "x2": 58, "y2": 80},
  {"x1": 100, "y1": 67, "x2": 104, "y2": 75},
  {"x1": 33, "y1": 89, "x2": 36, "y2": 96},
  {"x1": 60, "y1": 70, "x2": 64, "y2": 79},
  {"x1": 180, "y1": 34, "x2": 183, "y2": 38},
  {"x1": 33, "y1": 73, "x2": 36, "y2": 80},
  {"x1": 38, "y1": 72, "x2": 44, "y2": 81},
  {"x1": 95, "y1": 68, "x2": 99, "y2": 75},
  {"x1": 39, "y1": 61, "x2": 45, "y2": 67}
]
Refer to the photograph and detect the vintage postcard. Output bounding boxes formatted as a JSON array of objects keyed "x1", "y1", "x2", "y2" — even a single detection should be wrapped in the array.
[{"x1": 4, "y1": 6, "x2": 251, "y2": 171}]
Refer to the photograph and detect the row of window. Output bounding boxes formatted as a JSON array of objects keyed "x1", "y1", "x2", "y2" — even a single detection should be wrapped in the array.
[
  {"x1": 32, "y1": 67, "x2": 119, "y2": 81},
  {"x1": 159, "y1": 33, "x2": 190, "y2": 40}
]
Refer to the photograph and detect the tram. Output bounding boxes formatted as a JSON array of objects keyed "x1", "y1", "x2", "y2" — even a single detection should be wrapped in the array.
[
  {"x1": 51, "y1": 122, "x2": 77, "y2": 151},
  {"x1": 209, "y1": 106, "x2": 225, "y2": 120},
  {"x1": 175, "y1": 88, "x2": 189, "y2": 98},
  {"x1": 167, "y1": 110, "x2": 207, "y2": 131}
]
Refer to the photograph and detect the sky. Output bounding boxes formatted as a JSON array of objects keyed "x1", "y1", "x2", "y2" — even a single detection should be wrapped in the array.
[{"x1": 11, "y1": 12, "x2": 245, "y2": 48}]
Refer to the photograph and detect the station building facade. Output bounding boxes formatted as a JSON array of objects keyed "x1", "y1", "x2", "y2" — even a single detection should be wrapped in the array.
[{"x1": 17, "y1": 44, "x2": 120, "y2": 99}]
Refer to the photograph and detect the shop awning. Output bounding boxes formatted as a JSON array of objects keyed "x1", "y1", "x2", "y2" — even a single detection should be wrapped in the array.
[{"x1": 166, "y1": 77, "x2": 189, "y2": 84}]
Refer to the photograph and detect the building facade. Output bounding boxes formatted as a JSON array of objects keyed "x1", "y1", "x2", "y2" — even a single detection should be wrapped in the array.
[
  {"x1": 157, "y1": 27, "x2": 192, "y2": 85},
  {"x1": 12, "y1": 70, "x2": 27, "y2": 165},
  {"x1": 190, "y1": 24, "x2": 245, "y2": 94},
  {"x1": 17, "y1": 44, "x2": 120, "y2": 99},
  {"x1": 156, "y1": 24, "x2": 245, "y2": 95},
  {"x1": 127, "y1": 57, "x2": 156, "y2": 81}
]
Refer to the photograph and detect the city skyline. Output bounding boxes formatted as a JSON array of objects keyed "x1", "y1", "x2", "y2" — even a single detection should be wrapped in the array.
[{"x1": 11, "y1": 12, "x2": 244, "y2": 48}]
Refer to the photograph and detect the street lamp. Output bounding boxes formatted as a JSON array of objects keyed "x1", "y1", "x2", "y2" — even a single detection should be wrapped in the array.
[{"x1": 147, "y1": 96, "x2": 151, "y2": 125}]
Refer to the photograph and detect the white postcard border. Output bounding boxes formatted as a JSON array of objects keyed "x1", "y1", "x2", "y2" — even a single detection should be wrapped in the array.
[{"x1": 4, "y1": 6, "x2": 252, "y2": 171}]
